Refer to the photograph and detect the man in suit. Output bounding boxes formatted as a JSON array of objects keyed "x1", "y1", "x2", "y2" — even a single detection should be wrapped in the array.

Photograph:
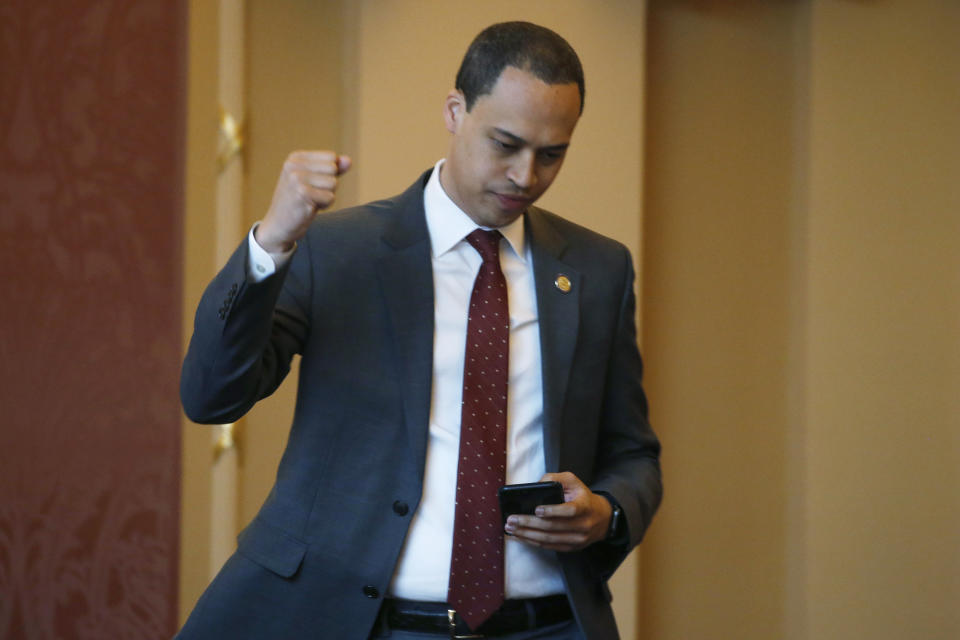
[{"x1": 179, "y1": 21, "x2": 661, "y2": 640}]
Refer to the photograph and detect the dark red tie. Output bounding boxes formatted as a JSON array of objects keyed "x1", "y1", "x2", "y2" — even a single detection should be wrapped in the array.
[{"x1": 448, "y1": 229, "x2": 509, "y2": 631}]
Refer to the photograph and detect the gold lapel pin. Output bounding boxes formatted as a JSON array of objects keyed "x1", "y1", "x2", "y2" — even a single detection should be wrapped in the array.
[{"x1": 554, "y1": 274, "x2": 572, "y2": 293}]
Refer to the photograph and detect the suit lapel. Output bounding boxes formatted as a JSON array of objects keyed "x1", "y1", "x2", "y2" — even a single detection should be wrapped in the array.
[
  {"x1": 526, "y1": 208, "x2": 581, "y2": 472},
  {"x1": 375, "y1": 173, "x2": 435, "y2": 477}
]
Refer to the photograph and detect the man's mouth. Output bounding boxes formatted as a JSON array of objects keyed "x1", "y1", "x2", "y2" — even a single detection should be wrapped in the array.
[{"x1": 494, "y1": 193, "x2": 531, "y2": 211}]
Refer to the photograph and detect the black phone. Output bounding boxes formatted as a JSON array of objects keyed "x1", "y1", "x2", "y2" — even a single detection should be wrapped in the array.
[{"x1": 497, "y1": 481, "x2": 564, "y2": 526}]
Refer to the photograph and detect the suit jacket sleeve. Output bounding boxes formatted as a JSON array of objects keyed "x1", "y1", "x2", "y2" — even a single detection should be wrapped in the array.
[
  {"x1": 584, "y1": 247, "x2": 662, "y2": 578},
  {"x1": 180, "y1": 232, "x2": 313, "y2": 424}
]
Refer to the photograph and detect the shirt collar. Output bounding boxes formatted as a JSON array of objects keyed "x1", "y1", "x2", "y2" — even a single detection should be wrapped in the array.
[{"x1": 424, "y1": 159, "x2": 527, "y2": 262}]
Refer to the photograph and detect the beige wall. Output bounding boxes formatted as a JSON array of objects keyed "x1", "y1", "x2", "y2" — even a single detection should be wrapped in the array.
[
  {"x1": 804, "y1": 1, "x2": 960, "y2": 637},
  {"x1": 642, "y1": 2, "x2": 803, "y2": 637},
  {"x1": 642, "y1": 1, "x2": 959, "y2": 639},
  {"x1": 180, "y1": 0, "x2": 219, "y2": 623},
  {"x1": 184, "y1": 1, "x2": 959, "y2": 637}
]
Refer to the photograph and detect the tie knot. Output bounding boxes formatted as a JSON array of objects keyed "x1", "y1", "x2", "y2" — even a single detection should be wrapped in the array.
[{"x1": 466, "y1": 229, "x2": 502, "y2": 264}]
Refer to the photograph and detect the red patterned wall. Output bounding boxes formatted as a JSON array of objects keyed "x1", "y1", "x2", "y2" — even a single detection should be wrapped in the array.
[{"x1": 0, "y1": 1, "x2": 186, "y2": 638}]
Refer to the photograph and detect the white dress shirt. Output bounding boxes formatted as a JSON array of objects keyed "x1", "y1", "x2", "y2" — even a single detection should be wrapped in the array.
[{"x1": 247, "y1": 160, "x2": 564, "y2": 601}]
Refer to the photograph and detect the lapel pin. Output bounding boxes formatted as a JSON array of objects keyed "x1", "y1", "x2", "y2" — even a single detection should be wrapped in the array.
[{"x1": 554, "y1": 274, "x2": 572, "y2": 293}]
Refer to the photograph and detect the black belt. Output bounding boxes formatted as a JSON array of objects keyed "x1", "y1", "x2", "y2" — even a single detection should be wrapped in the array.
[{"x1": 378, "y1": 594, "x2": 573, "y2": 638}]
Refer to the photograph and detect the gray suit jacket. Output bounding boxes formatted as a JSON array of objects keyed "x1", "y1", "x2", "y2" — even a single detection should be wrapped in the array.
[{"x1": 178, "y1": 170, "x2": 661, "y2": 639}]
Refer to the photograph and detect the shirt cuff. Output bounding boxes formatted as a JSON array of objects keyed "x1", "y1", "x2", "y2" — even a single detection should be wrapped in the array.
[{"x1": 247, "y1": 222, "x2": 295, "y2": 282}]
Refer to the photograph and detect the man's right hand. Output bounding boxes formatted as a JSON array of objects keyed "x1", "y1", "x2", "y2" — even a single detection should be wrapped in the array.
[{"x1": 255, "y1": 151, "x2": 352, "y2": 254}]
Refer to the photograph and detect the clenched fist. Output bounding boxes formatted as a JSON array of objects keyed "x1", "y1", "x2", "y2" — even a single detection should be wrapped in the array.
[{"x1": 255, "y1": 151, "x2": 352, "y2": 253}]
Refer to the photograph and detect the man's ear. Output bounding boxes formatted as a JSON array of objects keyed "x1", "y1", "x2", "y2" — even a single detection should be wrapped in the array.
[{"x1": 443, "y1": 90, "x2": 466, "y2": 134}]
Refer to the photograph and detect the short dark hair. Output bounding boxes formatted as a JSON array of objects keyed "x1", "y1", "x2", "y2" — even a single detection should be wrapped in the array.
[{"x1": 455, "y1": 21, "x2": 585, "y2": 114}]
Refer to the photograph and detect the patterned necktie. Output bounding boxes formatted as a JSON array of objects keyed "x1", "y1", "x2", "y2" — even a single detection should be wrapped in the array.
[{"x1": 448, "y1": 229, "x2": 509, "y2": 631}]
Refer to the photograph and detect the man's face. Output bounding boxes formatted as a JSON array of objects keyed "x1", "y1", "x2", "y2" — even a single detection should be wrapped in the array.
[{"x1": 440, "y1": 66, "x2": 581, "y2": 228}]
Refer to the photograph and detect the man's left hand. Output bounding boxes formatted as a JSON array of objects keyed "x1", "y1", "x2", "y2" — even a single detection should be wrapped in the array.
[{"x1": 504, "y1": 471, "x2": 613, "y2": 552}]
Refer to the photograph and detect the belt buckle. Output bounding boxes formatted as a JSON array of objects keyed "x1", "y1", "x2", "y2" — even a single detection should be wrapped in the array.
[{"x1": 447, "y1": 609, "x2": 484, "y2": 639}]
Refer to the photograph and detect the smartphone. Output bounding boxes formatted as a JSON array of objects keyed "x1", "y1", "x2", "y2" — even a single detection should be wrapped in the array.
[{"x1": 497, "y1": 481, "x2": 564, "y2": 526}]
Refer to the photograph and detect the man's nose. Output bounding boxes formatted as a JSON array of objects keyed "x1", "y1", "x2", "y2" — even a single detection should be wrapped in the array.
[{"x1": 507, "y1": 152, "x2": 537, "y2": 190}]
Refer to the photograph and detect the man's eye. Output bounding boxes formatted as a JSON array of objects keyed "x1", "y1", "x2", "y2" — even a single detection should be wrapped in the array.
[
  {"x1": 538, "y1": 150, "x2": 564, "y2": 164},
  {"x1": 493, "y1": 139, "x2": 516, "y2": 151}
]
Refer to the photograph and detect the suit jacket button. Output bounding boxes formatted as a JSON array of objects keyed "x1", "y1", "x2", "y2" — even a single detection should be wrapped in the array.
[
  {"x1": 392, "y1": 501, "x2": 409, "y2": 516},
  {"x1": 362, "y1": 585, "x2": 379, "y2": 599}
]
